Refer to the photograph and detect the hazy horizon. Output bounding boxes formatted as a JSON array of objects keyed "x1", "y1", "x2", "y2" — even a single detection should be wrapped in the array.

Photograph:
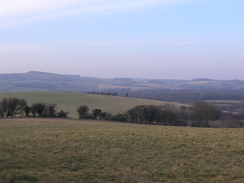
[
  {"x1": 1, "y1": 0, "x2": 244, "y2": 80},
  {"x1": 1, "y1": 70, "x2": 244, "y2": 81}
]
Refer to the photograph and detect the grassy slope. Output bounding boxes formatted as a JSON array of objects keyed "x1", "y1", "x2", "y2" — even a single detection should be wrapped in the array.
[
  {"x1": 0, "y1": 92, "x2": 186, "y2": 117},
  {"x1": 0, "y1": 118, "x2": 243, "y2": 183}
]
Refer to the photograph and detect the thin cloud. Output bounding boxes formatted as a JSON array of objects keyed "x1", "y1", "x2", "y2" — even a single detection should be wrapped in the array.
[
  {"x1": 0, "y1": 0, "x2": 192, "y2": 28},
  {"x1": 0, "y1": 0, "x2": 81, "y2": 18},
  {"x1": 0, "y1": 41, "x2": 196, "y2": 53},
  {"x1": 60, "y1": 40, "x2": 197, "y2": 46},
  {"x1": 163, "y1": 42, "x2": 197, "y2": 45},
  {"x1": 121, "y1": 41, "x2": 197, "y2": 45},
  {"x1": 62, "y1": 41, "x2": 123, "y2": 46}
]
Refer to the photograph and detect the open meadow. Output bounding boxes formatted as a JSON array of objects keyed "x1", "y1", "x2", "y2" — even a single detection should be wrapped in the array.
[
  {"x1": 0, "y1": 92, "x2": 186, "y2": 118},
  {"x1": 0, "y1": 118, "x2": 243, "y2": 183}
]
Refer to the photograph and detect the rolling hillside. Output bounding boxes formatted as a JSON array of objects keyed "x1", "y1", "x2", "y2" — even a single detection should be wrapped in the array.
[
  {"x1": 0, "y1": 92, "x2": 186, "y2": 118},
  {"x1": 0, "y1": 71, "x2": 174, "y2": 92}
]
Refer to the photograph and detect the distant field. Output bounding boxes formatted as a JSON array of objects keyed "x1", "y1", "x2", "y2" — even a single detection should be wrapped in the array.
[
  {"x1": 0, "y1": 118, "x2": 243, "y2": 182},
  {"x1": 0, "y1": 92, "x2": 186, "y2": 118}
]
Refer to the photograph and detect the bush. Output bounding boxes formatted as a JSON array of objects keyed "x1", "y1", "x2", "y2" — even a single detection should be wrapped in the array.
[
  {"x1": 56, "y1": 110, "x2": 68, "y2": 118},
  {"x1": 77, "y1": 105, "x2": 89, "y2": 119},
  {"x1": 113, "y1": 113, "x2": 127, "y2": 122}
]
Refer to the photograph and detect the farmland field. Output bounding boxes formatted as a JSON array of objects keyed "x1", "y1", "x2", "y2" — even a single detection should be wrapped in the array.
[
  {"x1": 0, "y1": 92, "x2": 186, "y2": 118},
  {"x1": 0, "y1": 118, "x2": 243, "y2": 182}
]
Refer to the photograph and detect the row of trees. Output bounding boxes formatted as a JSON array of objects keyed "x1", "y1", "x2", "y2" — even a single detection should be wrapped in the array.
[
  {"x1": 77, "y1": 101, "x2": 228, "y2": 127},
  {"x1": 85, "y1": 92, "x2": 119, "y2": 96},
  {"x1": 0, "y1": 97, "x2": 68, "y2": 118},
  {"x1": 29, "y1": 103, "x2": 68, "y2": 118},
  {"x1": 1, "y1": 97, "x2": 243, "y2": 128},
  {"x1": 85, "y1": 91, "x2": 129, "y2": 97}
]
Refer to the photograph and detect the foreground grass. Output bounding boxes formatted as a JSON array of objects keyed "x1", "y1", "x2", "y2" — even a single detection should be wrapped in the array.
[
  {"x1": 0, "y1": 118, "x2": 243, "y2": 183},
  {"x1": 0, "y1": 92, "x2": 186, "y2": 117}
]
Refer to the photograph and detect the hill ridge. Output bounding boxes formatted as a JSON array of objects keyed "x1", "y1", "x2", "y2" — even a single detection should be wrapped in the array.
[{"x1": 1, "y1": 71, "x2": 244, "y2": 92}]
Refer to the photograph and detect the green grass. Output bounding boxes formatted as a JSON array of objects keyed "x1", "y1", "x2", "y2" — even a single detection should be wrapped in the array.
[
  {"x1": 0, "y1": 92, "x2": 186, "y2": 118},
  {"x1": 0, "y1": 118, "x2": 243, "y2": 182}
]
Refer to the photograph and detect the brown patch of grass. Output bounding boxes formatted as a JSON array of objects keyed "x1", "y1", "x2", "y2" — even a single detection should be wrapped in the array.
[{"x1": 0, "y1": 118, "x2": 243, "y2": 182}]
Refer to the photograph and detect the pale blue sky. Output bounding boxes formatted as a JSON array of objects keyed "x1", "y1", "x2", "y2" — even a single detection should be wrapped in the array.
[{"x1": 0, "y1": 0, "x2": 244, "y2": 79}]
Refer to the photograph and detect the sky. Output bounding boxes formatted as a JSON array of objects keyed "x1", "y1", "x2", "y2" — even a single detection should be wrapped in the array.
[{"x1": 0, "y1": 0, "x2": 244, "y2": 80}]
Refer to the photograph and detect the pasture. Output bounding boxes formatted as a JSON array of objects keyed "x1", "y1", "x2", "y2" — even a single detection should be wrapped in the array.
[
  {"x1": 0, "y1": 118, "x2": 243, "y2": 182},
  {"x1": 0, "y1": 92, "x2": 186, "y2": 118}
]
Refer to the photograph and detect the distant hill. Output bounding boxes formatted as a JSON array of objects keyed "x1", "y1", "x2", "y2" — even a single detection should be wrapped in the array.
[
  {"x1": 0, "y1": 71, "x2": 186, "y2": 92},
  {"x1": 0, "y1": 71, "x2": 244, "y2": 92},
  {"x1": 0, "y1": 71, "x2": 106, "y2": 92}
]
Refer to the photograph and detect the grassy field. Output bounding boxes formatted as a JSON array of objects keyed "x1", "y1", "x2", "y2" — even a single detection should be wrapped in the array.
[
  {"x1": 0, "y1": 92, "x2": 186, "y2": 118},
  {"x1": 0, "y1": 118, "x2": 243, "y2": 183}
]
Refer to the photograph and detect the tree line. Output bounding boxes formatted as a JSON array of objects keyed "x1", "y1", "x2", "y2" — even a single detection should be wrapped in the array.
[
  {"x1": 0, "y1": 97, "x2": 68, "y2": 118},
  {"x1": 85, "y1": 92, "x2": 119, "y2": 96},
  {"x1": 76, "y1": 101, "x2": 244, "y2": 128},
  {"x1": 1, "y1": 97, "x2": 243, "y2": 128}
]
